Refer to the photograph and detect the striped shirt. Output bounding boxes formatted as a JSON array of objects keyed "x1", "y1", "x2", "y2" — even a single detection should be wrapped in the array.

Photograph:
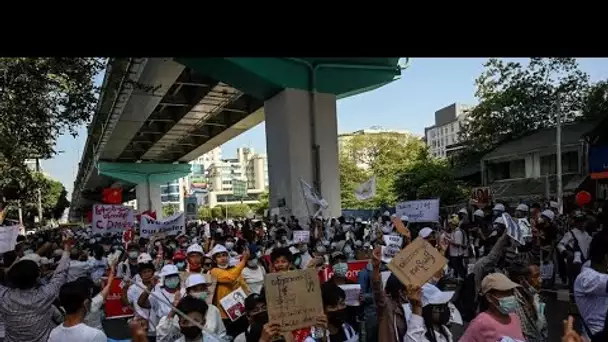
[{"x1": 0, "y1": 251, "x2": 70, "y2": 342}]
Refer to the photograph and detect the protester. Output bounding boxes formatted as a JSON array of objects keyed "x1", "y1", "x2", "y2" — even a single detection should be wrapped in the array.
[
  {"x1": 241, "y1": 254, "x2": 266, "y2": 294},
  {"x1": 149, "y1": 264, "x2": 185, "y2": 318},
  {"x1": 304, "y1": 282, "x2": 357, "y2": 341},
  {"x1": 156, "y1": 295, "x2": 221, "y2": 342},
  {"x1": 405, "y1": 283, "x2": 454, "y2": 342},
  {"x1": 507, "y1": 262, "x2": 548, "y2": 342},
  {"x1": 117, "y1": 242, "x2": 141, "y2": 280},
  {"x1": 0, "y1": 235, "x2": 71, "y2": 342},
  {"x1": 48, "y1": 280, "x2": 107, "y2": 342},
  {"x1": 234, "y1": 292, "x2": 268, "y2": 342},
  {"x1": 184, "y1": 274, "x2": 226, "y2": 337},
  {"x1": 80, "y1": 262, "x2": 117, "y2": 330},
  {"x1": 459, "y1": 273, "x2": 525, "y2": 342},
  {"x1": 559, "y1": 210, "x2": 593, "y2": 289},
  {"x1": 371, "y1": 246, "x2": 406, "y2": 342},
  {"x1": 123, "y1": 253, "x2": 159, "y2": 342}
]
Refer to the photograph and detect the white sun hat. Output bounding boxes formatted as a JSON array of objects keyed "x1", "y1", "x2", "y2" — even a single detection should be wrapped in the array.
[
  {"x1": 421, "y1": 283, "x2": 455, "y2": 307},
  {"x1": 419, "y1": 227, "x2": 434, "y2": 239},
  {"x1": 187, "y1": 244, "x2": 204, "y2": 256},
  {"x1": 137, "y1": 253, "x2": 153, "y2": 264},
  {"x1": 159, "y1": 264, "x2": 180, "y2": 278},
  {"x1": 206, "y1": 244, "x2": 228, "y2": 258},
  {"x1": 492, "y1": 203, "x2": 506, "y2": 212},
  {"x1": 516, "y1": 203, "x2": 529, "y2": 212}
]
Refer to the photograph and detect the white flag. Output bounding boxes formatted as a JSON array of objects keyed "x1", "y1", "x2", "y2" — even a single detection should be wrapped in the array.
[
  {"x1": 354, "y1": 176, "x2": 376, "y2": 201},
  {"x1": 300, "y1": 179, "x2": 329, "y2": 209}
]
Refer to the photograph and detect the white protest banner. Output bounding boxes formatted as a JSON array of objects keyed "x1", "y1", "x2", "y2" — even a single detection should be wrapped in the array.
[
  {"x1": 395, "y1": 199, "x2": 440, "y2": 223},
  {"x1": 300, "y1": 179, "x2": 328, "y2": 209},
  {"x1": 140, "y1": 212, "x2": 185, "y2": 238},
  {"x1": 92, "y1": 204, "x2": 134, "y2": 234},
  {"x1": 0, "y1": 225, "x2": 20, "y2": 253},
  {"x1": 293, "y1": 230, "x2": 310, "y2": 244},
  {"x1": 354, "y1": 176, "x2": 376, "y2": 201},
  {"x1": 338, "y1": 284, "x2": 361, "y2": 306},
  {"x1": 517, "y1": 218, "x2": 533, "y2": 242}
]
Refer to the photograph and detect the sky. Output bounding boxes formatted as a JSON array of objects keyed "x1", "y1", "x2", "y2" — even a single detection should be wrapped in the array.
[{"x1": 42, "y1": 58, "x2": 608, "y2": 197}]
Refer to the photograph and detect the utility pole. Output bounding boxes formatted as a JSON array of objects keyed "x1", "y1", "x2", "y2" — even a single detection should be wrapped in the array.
[
  {"x1": 556, "y1": 94, "x2": 564, "y2": 215},
  {"x1": 36, "y1": 158, "x2": 43, "y2": 228}
]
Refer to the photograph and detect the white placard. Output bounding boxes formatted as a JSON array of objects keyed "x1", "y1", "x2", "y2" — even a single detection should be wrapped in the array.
[
  {"x1": 381, "y1": 245, "x2": 400, "y2": 263},
  {"x1": 293, "y1": 231, "x2": 310, "y2": 244},
  {"x1": 503, "y1": 213, "x2": 527, "y2": 245},
  {"x1": 383, "y1": 235, "x2": 403, "y2": 249},
  {"x1": 92, "y1": 204, "x2": 134, "y2": 234},
  {"x1": 339, "y1": 284, "x2": 361, "y2": 306},
  {"x1": 0, "y1": 225, "x2": 20, "y2": 254},
  {"x1": 354, "y1": 176, "x2": 376, "y2": 201},
  {"x1": 219, "y1": 287, "x2": 247, "y2": 321},
  {"x1": 395, "y1": 199, "x2": 440, "y2": 223},
  {"x1": 140, "y1": 212, "x2": 185, "y2": 237}
]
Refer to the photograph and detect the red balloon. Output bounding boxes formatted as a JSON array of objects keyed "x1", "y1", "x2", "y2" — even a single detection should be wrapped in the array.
[{"x1": 575, "y1": 191, "x2": 592, "y2": 207}]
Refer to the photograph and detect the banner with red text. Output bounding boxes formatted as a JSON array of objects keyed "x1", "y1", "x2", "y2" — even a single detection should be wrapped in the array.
[{"x1": 92, "y1": 204, "x2": 134, "y2": 234}]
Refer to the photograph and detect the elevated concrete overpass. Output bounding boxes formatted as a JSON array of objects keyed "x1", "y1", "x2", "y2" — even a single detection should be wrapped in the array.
[{"x1": 70, "y1": 58, "x2": 403, "y2": 221}]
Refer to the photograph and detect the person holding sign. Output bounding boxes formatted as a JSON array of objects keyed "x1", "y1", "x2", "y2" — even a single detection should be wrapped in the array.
[
  {"x1": 155, "y1": 295, "x2": 222, "y2": 342},
  {"x1": 208, "y1": 244, "x2": 250, "y2": 338},
  {"x1": 371, "y1": 246, "x2": 407, "y2": 342},
  {"x1": 303, "y1": 282, "x2": 357, "y2": 342}
]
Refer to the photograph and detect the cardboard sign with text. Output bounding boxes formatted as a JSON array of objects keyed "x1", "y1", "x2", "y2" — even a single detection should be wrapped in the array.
[
  {"x1": 265, "y1": 268, "x2": 324, "y2": 332},
  {"x1": 387, "y1": 237, "x2": 447, "y2": 287},
  {"x1": 392, "y1": 216, "x2": 411, "y2": 239}
]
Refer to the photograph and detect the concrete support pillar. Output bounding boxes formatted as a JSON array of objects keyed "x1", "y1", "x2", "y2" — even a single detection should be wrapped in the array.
[
  {"x1": 136, "y1": 181, "x2": 163, "y2": 219},
  {"x1": 264, "y1": 88, "x2": 341, "y2": 220}
]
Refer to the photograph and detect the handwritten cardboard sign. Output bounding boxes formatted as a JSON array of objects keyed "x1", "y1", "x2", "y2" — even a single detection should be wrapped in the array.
[
  {"x1": 265, "y1": 268, "x2": 324, "y2": 332},
  {"x1": 92, "y1": 204, "x2": 134, "y2": 234},
  {"x1": 387, "y1": 237, "x2": 447, "y2": 287}
]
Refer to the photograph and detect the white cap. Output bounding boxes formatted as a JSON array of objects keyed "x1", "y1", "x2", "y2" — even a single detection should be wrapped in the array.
[
  {"x1": 422, "y1": 283, "x2": 454, "y2": 307},
  {"x1": 187, "y1": 244, "x2": 204, "y2": 256},
  {"x1": 159, "y1": 264, "x2": 180, "y2": 278},
  {"x1": 473, "y1": 209, "x2": 485, "y2": 218},
  {"x1": 458, "y1": 208, "x2": 468, "y2": 215},
  {"x1": 289, "y1": 246, "x2": 300, "y2": 255},
  {"x1": 493, "y1": 203, "x2": 505, "y2": 212},
  {"x1": 185, "y1": 273, "x2": 207, "y2": 288},
  {"x1": 400, "y1": 215, "x2": 409, "y2": 222},
  {"x1": 516, "y1": 203, "x2": 529, "y2": 212},
  {"x1": 20, "y1": 253, "x2": 41, "y2": 266},
  {"x1": 355, "y1": 218, "x2": 362, "y2": 223},
  {"x1": 216, "y1": 228, "x2": 224, "y2": 234},
  {"x1": 207, "y1": 244, "x2": 228, "y2": 258},
  {"x1": 383, "y1": 211, "x2": 390, "y2": 216},
  {"x1": 549, "y1": 201, "x2": 559, "y2": 209},
  {"x1": 493, "y1": 217, "x2": 505, "y2": 225},
  {"x1": 137, "y1": 253, "x2": 153, "y2": 264},
  {"x1": 541, "y1": 209, "x2": 555, "y2": 222},
  {"x1": 419, "y1": 227, "x2": 434, "y2": 239}
]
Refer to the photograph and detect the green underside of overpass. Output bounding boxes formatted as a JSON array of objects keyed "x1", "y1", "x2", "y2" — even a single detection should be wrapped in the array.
[
  {"x1": 174, "y1": 57, "x2": 401, "y2": 101},
  {"x1": 98, "y1": 162, "x2": 192, "y2": 184}
]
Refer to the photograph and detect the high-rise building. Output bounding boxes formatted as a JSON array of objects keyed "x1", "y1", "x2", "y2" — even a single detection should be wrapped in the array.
[
  {"x1": 207, "y1": 147, "x2": 268, "y2": 207},
  {"x1": 424, "y1": 103, "x2": 472, "y2": 158}
]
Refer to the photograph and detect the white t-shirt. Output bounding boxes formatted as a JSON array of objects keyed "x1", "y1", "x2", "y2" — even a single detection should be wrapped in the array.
[
  {"x1": 150, "y1": 286, "x2": 186, "y2": 318},
  {"x1": 448, "y1": 229, "x2": 465, "y2": 257},
  {"x1": 48, "y1": 323, "x2": 107, "y2": 342},
  {"x1": 84, "y1": 293, "x2": 104, "y2": 330},
  {"x1": 127, "y1": 283, "x2": 158, "y2": 335},
  {"x1": 574, "y1": 266, "x2": 608, "y2": 336},
  {"x1": 242, "y1": 266, "x2": 266, "y2": 294}
]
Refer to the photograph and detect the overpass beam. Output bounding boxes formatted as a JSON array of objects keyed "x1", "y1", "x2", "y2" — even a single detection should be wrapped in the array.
[
  {"x1": 97, "y1": 162, "x2": 191, "y2": 219},
  {"x1": 264, "y1": 88, "x2": 340, "y2": 220}
]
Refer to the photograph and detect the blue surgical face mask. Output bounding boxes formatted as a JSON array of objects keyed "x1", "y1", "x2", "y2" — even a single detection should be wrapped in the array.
[
  {"x1": 176, "y1": 262, "x2": 186, "y2": 270},
  {"x1": 164, "y1": 276, "x2": 180, "y2": 289},
  {"x1": 333, "y1": 262, "x2": 348, "y2": 277},
  {"x1": 494, "y1": 295, "x2": 517, "y2": 315}
]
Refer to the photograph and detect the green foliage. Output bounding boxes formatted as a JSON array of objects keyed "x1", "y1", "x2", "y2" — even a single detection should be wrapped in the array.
[
  {"x1": 0, "y1": 57, "x2": 103, "y2": 204},
  {"x1": 339, "y1": 131, "x2": 428, "y2": 209},
  {"x1": 9, "y1": 174, "x2": 71, "y2": 224},
  {"x1": 162, "y1": 203, "x2": 178, "y2": 217},
  {"x1": 581, "y1": 80, "x2": 608, "y2": 121},
  {"x1": 198, "y1": 207, "x2": 213, "y2": 220},
  {"x1": 393, "y1": 158, "x2": 469, "y2": 206},
  {"x1": 249, "y1": 191, "x2": 268, "y2": 215},
  {"x1": 455, "y1": 58, "x2": 593, "y2": 165},
  {"x1": 205, "y1": 204, "x2": 252, "y2": 219}
]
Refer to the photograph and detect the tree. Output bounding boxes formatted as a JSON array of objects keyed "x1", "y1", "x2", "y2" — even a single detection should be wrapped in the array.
[
  {"x1": 0, "y1": 58, "x2": 104, "y2": 206},
  {"x1": 162, "y1": 203, "x2": 178, "y2": 217},
  {"x1": 393, "y1": 158, "x2": 469, "y2": 206},
  {"x1": 455, "y1": 58, "x2": 591, "y2": 165},
  {"x1": 339, "y1": 130, "x2": 428, "y2": 208},
  {"x1": 198, "y1": 207, "x2": 213, "y2": 220},
  {"x1": 249, "y1": 191, "x2": 268, "y2": 215},
  {"x1": 211, "y1": 206, "x2": 225, "y2": 219},
  {"x1": 8, "y1": 175, "x2": 71, "y2": 224}
]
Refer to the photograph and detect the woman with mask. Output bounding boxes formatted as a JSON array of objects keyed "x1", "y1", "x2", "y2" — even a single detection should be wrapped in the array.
[
  {"x1": 507, "y1": 263, "x2": 547, "y2": 342},
  {"x1": 241, "y1": 256, "x2": 266, "y2": 294},
  {"x1": 459, "y1": 273, "x2": 525, "y2": 342},
  {"x1": 209, "y1": 244, "x2": 250, "y2": 338},
  {"x1": 184, "y1": 274, "x2": 226, "y2": 338},
  {"x1": 405, "y1": 283, "x2": 454, "y2": 342},
  {"x1": 371, "y1": 246, "x2": 407, "y2": 342},
  {"x1": 156, "y1": 295, "x2": 222, "y2": 342},
  {"x1": 234, "y1": 293, "x2": 269, "y2": 342},
  {"x1": 117, "y1": 243, "x2": 141, "y2": 281}
]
